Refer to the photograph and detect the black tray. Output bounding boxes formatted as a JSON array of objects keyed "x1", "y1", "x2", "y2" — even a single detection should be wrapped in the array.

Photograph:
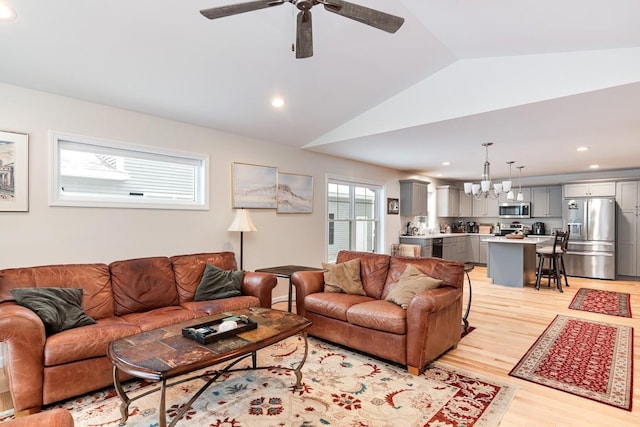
[{"x1": 182, "y1": 315, "x2": 257, "y2": 345}]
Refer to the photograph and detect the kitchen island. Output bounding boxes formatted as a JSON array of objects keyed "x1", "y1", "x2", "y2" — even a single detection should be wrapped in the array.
[{"x1": 483, "y1": 236, "x2": 552, "y2": 287}]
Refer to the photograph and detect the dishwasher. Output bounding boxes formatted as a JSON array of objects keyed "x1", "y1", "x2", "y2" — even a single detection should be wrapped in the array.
[{"x1": 432, "y1": 238, "x2": 444, "y2": 258}]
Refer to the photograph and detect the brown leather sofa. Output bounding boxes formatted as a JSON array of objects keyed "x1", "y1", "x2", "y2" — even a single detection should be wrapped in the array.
[
  {"x1": 0, "y1": 252, "x2": 277, "y2": 416},
  {"x1": 3, "y1": 408, "x2": 74, "y2": 427},
  {"x1": 292, "y1": 250, "x2": 464, "y2": 375}
]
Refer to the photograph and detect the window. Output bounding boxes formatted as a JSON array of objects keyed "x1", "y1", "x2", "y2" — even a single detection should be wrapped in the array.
[
  {"x1": 327, "y1": 178, "x2": 381, "y2": 262},
  {"x1": 49, "y1": 132, "x2": 209, "y2": 209}
]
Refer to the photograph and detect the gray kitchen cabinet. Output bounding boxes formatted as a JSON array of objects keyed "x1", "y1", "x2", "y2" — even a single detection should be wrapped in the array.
[
  {"x1": 531, "y1": 186, "x2": 562, "y2": 217},
  {"x1": 459, "y1": 189, "x2": 472, "y2": 217},
  {"x1": 479, "y1": 239, "x2": 488, "y2": 264},
  {"x1": 400, "y1": 179, "x2": 429, "y2": 216},
  {"x1": 472, "y1": 195, "x2": 499, "y2": 217},
  {"x1": 564, "y1": 182, "x2": 616, "y2": 198},
  {"x1": 616, "y1": 181, "x2": 640, "y2": 276},
  {"x1": 436, "y1": 185, "x2": 460, "y2": 217},
  {"x1": 443, "y1": 236, "x2": 466, "y2": 262},
  {"x1": 399, "y1": 237, "x2": 433, "y2": 258},
  {"x1": 466, "y1": 235, "x2": 480, "y2": 263}
]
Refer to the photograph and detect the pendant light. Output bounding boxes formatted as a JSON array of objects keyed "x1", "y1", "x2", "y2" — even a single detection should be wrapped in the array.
[
  {"x1": 516, "y1": 166, "x2": 525, "y2": 201},
  {"x1": 505, "y1": 161, "x2": 515, "y2": 200}
]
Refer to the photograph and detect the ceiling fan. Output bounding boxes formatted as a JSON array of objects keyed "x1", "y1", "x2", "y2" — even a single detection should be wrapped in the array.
[{"x1": 200, "y1": 0, "x2": 405, "y2": 59}]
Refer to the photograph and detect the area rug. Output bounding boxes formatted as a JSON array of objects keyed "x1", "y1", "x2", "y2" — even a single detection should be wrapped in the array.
[
  {"x1": 509, "y1": 315, "x2": 633, "y2": 411},
  {"x1": 569, "y1": 288, "x2": 632, "y2": 317},
  {"x1": 26, "y1": 336, "x2": 515, "y2": 427}
]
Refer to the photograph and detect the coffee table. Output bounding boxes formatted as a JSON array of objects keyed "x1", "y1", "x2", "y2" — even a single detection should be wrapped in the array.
[{"x1": 107, "y1": 307, "x2": 312, "y2": 427}]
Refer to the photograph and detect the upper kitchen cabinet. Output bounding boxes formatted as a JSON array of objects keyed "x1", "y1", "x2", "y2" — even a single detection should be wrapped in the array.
[
  {"x1": 400, "y1": 179, "x2": 429, "y2": 216},
  {"x1": 563, "y1": 182, "x2": 616, "y2": 198},
  {"x1": 436, "y1": 185, "x2": 460, "y2": 217},
  {"x1": 532, "y1": 186, "x2": 562, "y2": 217},
  {"x1": 459, "y1": 189, "x2": 472, "y2": 217},
  {"x1": 472, "y1": 195, "x2": 499, "y2": 217}
]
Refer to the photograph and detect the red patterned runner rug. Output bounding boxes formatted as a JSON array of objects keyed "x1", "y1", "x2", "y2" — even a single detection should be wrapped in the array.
[
  {"x1": 569, "y1": 288, "x2": 632, "y2": 317},
  {"x1": 2, "y1": 337, "x2": 516, "y2": 426},
  {"x1": 509, "y1": 315, "x2": 633, "y2": 411}
]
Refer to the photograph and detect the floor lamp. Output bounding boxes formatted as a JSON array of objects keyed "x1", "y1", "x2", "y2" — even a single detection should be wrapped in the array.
[{"x1": 227, "y1": 209, "x2": 257, "y2": 270}]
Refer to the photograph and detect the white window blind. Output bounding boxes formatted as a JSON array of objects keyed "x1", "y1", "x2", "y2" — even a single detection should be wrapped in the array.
[
  {"x1": 49, "y1": 132, "x2": 209, "y2": 210},
  {"x1": 327, "y1": 177, "x2": 381, "y2": 262}
]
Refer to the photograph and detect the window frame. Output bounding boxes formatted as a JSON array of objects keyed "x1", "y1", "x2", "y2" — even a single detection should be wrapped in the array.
[
  {"x1": 49, "y1": 131, "x2": 210, "y2": 210},
  {"x1": 326, "y1": 175, "x2": 383, "y2": 262}
]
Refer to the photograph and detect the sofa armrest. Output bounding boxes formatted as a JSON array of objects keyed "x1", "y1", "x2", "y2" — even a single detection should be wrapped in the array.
[
  {"x1": 291, "y1": 271, "x2": 325, "y2": 316},
  {"x1": 4, "y1": 408, "x2": 75, "y2": 426},
  {"x1": 241, "y1": 272, "x2": 277, "y2": 308},
  {"x1": 0, "y1": 302, "x2": 47, "y2": 412},
  {"x1": 405, "y1": 286, "x2": 462, "y2": 370}
]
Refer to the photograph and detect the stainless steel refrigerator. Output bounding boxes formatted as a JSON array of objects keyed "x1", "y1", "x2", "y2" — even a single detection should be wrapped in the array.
[{"x1": 562, "y1": 197, "x2": 616, "y2": 280}]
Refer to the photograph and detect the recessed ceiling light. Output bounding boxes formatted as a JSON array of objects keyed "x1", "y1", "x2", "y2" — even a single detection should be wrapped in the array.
[
  {"x1": 442, "y1": 161, "x2": 450, "y2": 166},
  {"x1": 577, "y1": 146, "x2": 590, "y2": 152},
  {"x1": 271, "y1": 97, "x2": 285, "y2": 108},
  {"x1": 590, "y1": 164, "x2": 599, "y2": 169},
  {"x1": 436, "y1": 173, "x2": 443, "y2": 177},
  {"x1": 0, "y1": 4, "x2": 16, "y2": 20}
]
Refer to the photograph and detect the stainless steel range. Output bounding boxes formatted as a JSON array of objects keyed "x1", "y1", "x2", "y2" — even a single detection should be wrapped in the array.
[{"x1": 495, "y1": 223, "x2": 530, "y2": 236}]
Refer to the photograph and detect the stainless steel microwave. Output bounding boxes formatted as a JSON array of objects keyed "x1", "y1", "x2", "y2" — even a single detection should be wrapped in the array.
[{"x1": 498, "y1": 202, "x2": 530, "y2": 218}]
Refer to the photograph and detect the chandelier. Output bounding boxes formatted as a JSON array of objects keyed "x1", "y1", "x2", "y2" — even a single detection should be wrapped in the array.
[{"x1": 463, "y1": 142, "x2": 513, "y2": 200}]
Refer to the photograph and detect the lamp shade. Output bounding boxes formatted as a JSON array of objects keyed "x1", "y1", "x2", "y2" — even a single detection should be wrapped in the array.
[{"x1": 227, "y1": 209, "x2": 257, "y2": 232}]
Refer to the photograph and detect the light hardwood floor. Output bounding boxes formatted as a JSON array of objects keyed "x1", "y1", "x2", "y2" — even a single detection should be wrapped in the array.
[{"x1": 1, "y1": 268, "x2": 638, "y2": 426}]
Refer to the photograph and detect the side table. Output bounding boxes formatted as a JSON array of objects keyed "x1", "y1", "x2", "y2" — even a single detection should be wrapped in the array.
[{"x1": 255, "y1": 265, "x2": 324, "y2": 312}]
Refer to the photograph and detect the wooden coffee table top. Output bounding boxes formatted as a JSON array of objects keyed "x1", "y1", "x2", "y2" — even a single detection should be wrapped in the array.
[{"x1": 107, "y1": 307, "x2": 312, "y2": 381}]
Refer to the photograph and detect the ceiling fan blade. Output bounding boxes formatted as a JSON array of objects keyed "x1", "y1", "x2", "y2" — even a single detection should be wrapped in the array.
[
  {"x1": 200, "y1": 0, "x2": 285, "y2": 20},
  {"x1": 322, "y1": 0, "x2": 404, "y2": 33},
  {"x1": 296, "y1": 10, "x2": 313, "y2": 59}
]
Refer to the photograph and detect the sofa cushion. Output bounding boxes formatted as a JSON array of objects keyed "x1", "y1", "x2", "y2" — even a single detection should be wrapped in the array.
[
  {"x1": 385, "y1": 264, "x2": 443, "y2": 309},
  {"x1": 194, "y1": 264, "x2": 243, "y2": 301},
  {"x1": 322, "y1": 259, "x2": 366, "y2": 295},
  {"x1": 44, "y1": 317, "x2": 142, "y2": 366},
  {"x1": 335, "y1": 251, "x2": 390, "y2": 299},
  {"x1": 11, "y1": 287, "x2": 96, "y2": 335},
  {"x1": 346, "y1": 300, "x2": 407, "y2": 334},
  {"x1": 119, "y1": 306, "x2": 205, "y2": 331},
  {"x1": 181, "y1": 295, "x2": 260, "y2": 315},
  {"x1": 304, "y1": 292, "x2": 373, "y2": 321},
  {"x1": 171, "y1": 252, "x2": 238, "y2": 303},
  {"x1": 110, "y1": 257, "x2": 179, "y2": 316},
  {"x1": 0, "y1": 263, "x2": 114, "y2": 320}
]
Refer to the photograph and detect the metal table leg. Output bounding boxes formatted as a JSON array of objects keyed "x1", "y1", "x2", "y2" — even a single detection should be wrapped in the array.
[{"x1": 463, "y1": 264, "x2": 473, "y2": 333}]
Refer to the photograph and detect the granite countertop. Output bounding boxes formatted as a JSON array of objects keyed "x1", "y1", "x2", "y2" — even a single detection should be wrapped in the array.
[
  {"x1": 482, "y1": 236, "x2": 553, "y2": 244},
  {"x1": 400, "y1": 233, "x2": 495, "y2": 239}
]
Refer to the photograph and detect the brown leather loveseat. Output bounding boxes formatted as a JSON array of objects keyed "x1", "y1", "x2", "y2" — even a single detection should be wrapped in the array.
[
  {"x1": 0, "y1": 252, "x2": 276, "y2": 416},
  {"x1": 292, "y1": 250, "x2": 464, "y2": 375}
]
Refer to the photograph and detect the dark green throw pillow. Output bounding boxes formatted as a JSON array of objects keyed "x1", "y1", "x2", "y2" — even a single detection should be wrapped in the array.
[
  {"x1": 194, "y1": 264, "x2": 243, "y2": 301},
  {"x1": 10, "y1": 287, "x2": 96, "y2": 335}
]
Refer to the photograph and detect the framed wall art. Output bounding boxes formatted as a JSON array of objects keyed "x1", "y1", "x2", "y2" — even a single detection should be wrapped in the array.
[
  {"x1": 232, "y1": 162, "x2": 277, "y2": 209},
  {"x1": 0, "y1": 130, "x2": 29, "y2": 212},
  {"x1": 387, "y1": 198, "x2": 399, "y2": 215},
  {"x1": 277, "y1": 172, "x2": 313, "y2": 213}
]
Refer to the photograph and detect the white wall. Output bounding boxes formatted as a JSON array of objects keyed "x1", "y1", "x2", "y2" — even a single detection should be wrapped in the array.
[{"x1": 0, "y1": 83, "x2": 410, "y2": 303}]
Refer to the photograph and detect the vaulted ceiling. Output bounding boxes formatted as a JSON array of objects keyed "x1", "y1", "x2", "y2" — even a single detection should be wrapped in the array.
[{"x1": 1, "y1": 0, "x2": 639, "y2": 181}]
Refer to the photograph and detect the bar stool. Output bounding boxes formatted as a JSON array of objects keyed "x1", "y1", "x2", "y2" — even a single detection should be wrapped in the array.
[{"x1": 535, "y1": 231, "x2": 568, "y2": 292}]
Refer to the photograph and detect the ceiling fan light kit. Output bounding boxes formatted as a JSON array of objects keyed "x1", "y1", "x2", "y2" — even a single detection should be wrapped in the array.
[{"x1": 200, "y1": 0, "x2": 405, "y2": 58}]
